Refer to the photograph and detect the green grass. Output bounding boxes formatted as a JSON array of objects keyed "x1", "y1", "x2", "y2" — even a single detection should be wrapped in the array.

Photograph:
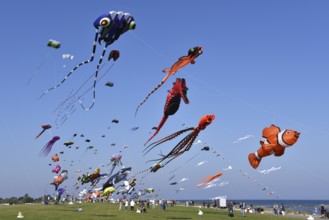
[{"x1": 0, "y1": 203, "x2": 304, "y2": 220}]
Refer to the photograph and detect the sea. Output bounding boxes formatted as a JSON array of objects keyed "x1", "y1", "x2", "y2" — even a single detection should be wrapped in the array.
[{"x1": 177, "y1": 200, "x2": 329, "y2": 214}]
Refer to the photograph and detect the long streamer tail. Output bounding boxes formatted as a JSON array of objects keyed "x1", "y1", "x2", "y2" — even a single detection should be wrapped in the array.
[
  {"x1": 148, "y1": 131, "x2": 198, "y2": 165},
  {"x1": 79, "y1": 45, "x2": 108, "y2": 110},
  {"x1": 143, "y1": 127, "x2": 194, "y2": 156},
  {"x1": 144, "y1": 115, "x2": 169, "y2": 146},
  {"x1": 39, "y1": 30, "x2": 99, "y2": 99},
  {"x1": 135, "y1": 73, "x2": 171, "y2": 117}
]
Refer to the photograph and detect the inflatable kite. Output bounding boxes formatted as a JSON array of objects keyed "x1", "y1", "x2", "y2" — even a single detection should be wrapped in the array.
[
  {"x1": 108, "y1": 152, "x2": 123, "y2": 176},
  {"x1": 78, "y1": 168, "x2": 105, "y2": 186},
  {"x1": 51, "y1": 170, "x2": 68, "y2": 191},
  {"x1": 135, "y1": 46, "x2": 203, "y2": 117},
  {"x1": 144, "y1": 114, "x2": 215, "y2": 167},
  {"x1": 40, "y1": 11, "x2": 135, "y2": 110},
  {"x1": 39, "y1": 136, "x2": 60, "y2": 157},
  {"x1": 102, "y1": 167, "x2": 131, "y2": 190},
  {"x1": 35, "y1": 124, "x2": 51, "y2": 139},
  {"x1": 52, "y1": 164, "x2": 61, "y2": 173},
  {"x1": 102, "y1": 186, "x2": 116, "y2": 199},
  {"x1": 248, "y1": 124, "x2": 300, "y2": 169},
  {"x1": 145, "y1": 78, "x2": 189, "y2": 145},
  {"x1": 197, "y1": 172, "x2": 222, "y2": 187}
]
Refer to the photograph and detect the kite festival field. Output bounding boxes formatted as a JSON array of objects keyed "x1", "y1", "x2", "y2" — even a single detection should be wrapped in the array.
[{"x1": 0, "y1": 202, "x2": 310, "y2": 220}]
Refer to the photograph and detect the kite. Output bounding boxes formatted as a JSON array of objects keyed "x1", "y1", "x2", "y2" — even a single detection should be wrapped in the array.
[
  {"x1": 108, "y1": 50, "x2": 120, "y2": 61},
  {"x1": 64, "y1": 141, "x2": 74, "y2": 147},
  {"x1": 105, "y1": 82, "x2": 114, "y2": 87},
  {"x1": 259, "y1": 166, "x2": 282, "y2": 174},
  {"x1": 108, "y1": 152, "x2": 123, "y2": 176},
  {"x1": 51, "y1": 153, "x2": 59, "y2": 162},
  {"x1": 119, "y1": 178, "x2": 137, "y2": 195},
  {"x1": 51, "y1": 170, "x2": 68, "y2": 191},
  {"x1": 52, "y1": 165, "x2": 61, "y2": 174},
  {"x1": 55, "y1": 188, "x2": 65, "y2": 204},
  {"x1": 47, "y1": 39, "x2": 61, "y2": 49},
  {"x1": 35, "y1": 124, "x2": 51, "y2": 139},
  {"x1": 78, "y1": 168, "x2": 105, "y2": 186},
  {"x1": 40, "y1": 11, "x2": 136, "y2": 110},
  {"x1": 150, "y1": 163, "x2": 164, "y2": 173},
  {"x1": 102, "y1": 167, "x2": 131, "y2": 190},
  {"x1": 145, "y1": 78, "x2": 189, "y2": 145},
  {"x1": 112, "y1": 119, "x2": 119, "y2": 123},
  {"x1": 39, "y1": 136, "x2": 60, "y2": 157},
  {"x1": 144, "y1": 114, "x2": 215, "y2": 167},
  {"x1": 196, "y1": 160, "x2": 208, "y2": 167},
  {"x1": 201, "y1": 146, "x2": 210, "y2": 151},
  {"x1": 62, "y1": 54, "x2": 74, "y2": 60},
  {"x1": 144, "y1": 188, "x2": 154, "y2": 194},
  {"x1": 197, "y1": 172, "x2": 222, "y2": 187},
  {"x1": 102, "y1": 186, "x2": 116, "y2": 199},
  {"x1": 131, "y1": 127, "x2": 139, "y2": 131},
  {"x1": 233, "y1": 134, "x2": 254, "y2": 143},
  {"x1": 135, "y1": 46, "x2": 203, "y2": 117},
  {"x1": 248, "y1": 124, "x2": 300, "y2": 169}
]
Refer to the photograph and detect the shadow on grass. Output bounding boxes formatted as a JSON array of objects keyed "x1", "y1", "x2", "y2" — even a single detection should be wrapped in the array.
[
  {"x1": 166, "y1": 218, "x2": 192, "y2": 219},
  {"x1": 95, "y1": 214, "x2": 117, "y2": 218}
]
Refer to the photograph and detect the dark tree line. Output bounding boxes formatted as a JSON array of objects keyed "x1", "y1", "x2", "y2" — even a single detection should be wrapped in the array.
[{"x1": 0, "y1": 194, "x2": 49, "y2": 205}]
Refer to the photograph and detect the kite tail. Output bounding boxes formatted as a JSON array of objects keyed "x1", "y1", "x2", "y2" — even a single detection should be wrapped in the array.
[
  {"x1": 143, "y1": 127, "x2": 194, "y2": 156},
  {"x1": 39, "y1": 141, "x2": 54, "y2": 157},
  {"x1": 144, "y1": 115, "x2": 169, "y2": 146},
  {"x1": 79, "y1": 45, "x2": 108, "y2": 110},
  {"x1": 39, "y1": 30, "x2": 99, "y2": 99},
  {"x1": 135, "y1": 73, "x2": 171, "y2": 117},
  {"x1": 35, "y1": 129, "x2": 46, "y2": 139},
  {"x1": 50, "y1": 183, "x2": 59, "y2": 191}
]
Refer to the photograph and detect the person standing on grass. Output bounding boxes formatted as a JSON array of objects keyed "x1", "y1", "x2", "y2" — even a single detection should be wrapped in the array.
[
  {"x1": 130, "y1": 199, "x2": 135, "y2": 211},
  {"x1": 240, "y1": 202, "x2": 246, "y2": 216},
  {"x1": 125, "y1": 199, "x2": 128, "y2": 210},
  {"x1": 280, "y1": 204, "x2": 286, "y2": 216}
]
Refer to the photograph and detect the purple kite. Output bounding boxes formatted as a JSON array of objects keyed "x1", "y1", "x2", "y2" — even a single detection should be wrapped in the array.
[{"x1": 39, "y1": 136, "x2": 60, "y2": 157}]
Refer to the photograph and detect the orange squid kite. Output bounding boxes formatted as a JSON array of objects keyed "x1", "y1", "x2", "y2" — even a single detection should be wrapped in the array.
[{"x1": 144, "y1": 114, "x2": 214, "y2": 169}]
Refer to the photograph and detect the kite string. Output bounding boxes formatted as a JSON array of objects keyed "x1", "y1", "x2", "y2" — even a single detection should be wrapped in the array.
[{"x1": 27, "y1": 52, "x2": 51, "y2": 86}]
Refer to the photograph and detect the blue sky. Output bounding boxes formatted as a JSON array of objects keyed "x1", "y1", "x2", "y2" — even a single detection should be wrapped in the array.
[{"x1": 1, "y1": 0, "x2": 329, "y2": 200}]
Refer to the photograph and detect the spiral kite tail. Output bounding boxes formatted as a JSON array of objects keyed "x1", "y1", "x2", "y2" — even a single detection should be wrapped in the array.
[
  {"x1": 144, "y1": 115, "x2": 169, "y2": 146},
  {"x1": 135, "y1": 77, "x2": 169, "y2": 117},
  {"x1": 39, "y1": 31, "x2": 99, "y2": 99},
  {"x1": 79, "y1": 45, "x2": 108, "y2": 110}
]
